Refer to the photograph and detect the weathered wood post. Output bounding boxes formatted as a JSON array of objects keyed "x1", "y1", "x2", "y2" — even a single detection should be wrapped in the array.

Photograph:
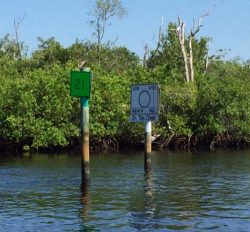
[
  {"x1": 70, "y1": 68, "x2": 92, "y2": 181},
  {"x1": 81, "y1": 96, "x2": 90, "y2": 180},
  {"x1": 144, "y1": 121, "x2": 152, "y2": 170}
]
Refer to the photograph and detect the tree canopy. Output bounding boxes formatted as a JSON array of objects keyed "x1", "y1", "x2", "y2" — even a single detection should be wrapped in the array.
[{"x1": 1, "y1": 12, "x2": 250, "y2": 152}]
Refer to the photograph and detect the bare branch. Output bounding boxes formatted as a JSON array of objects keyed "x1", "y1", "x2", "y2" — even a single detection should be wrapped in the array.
[
  {"x1": 14, "y1": 12, "x2": 27, "y2": 32},
  {"x1": 143, "y1": 43, "x2": 149, "y2": 67},
  {"x1": 191, "y1": 12, "x2": 210, "y2": 37},
  {"x1": 145, "y1": 17, "x2": 164, "y2": 67},
  {"x1": 154, "y1": 16, "x2": 164, "y2": 53},
  {"x1": 13, "y1": 12, "x2": 27, "y2": 60},
  {"x1": 78, "y1": 60, "x2": 86, "y2": 70}
]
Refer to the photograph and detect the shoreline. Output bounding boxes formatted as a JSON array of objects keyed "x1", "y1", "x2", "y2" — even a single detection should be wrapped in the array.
[{"x1": 1, "y1": 134, "x2": 249, "y2": 155}]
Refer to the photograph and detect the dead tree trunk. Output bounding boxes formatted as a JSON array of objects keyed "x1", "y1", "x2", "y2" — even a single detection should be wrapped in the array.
[
  {"x1": 143, "y1": 43, "x2": 149, "y2": 67},
  {"x1": 176, "y1": 16, "x2": 190, "y2": 82},
  {"x1": 14, "y1": 13, "x2": 26, "y2": 60},
  {"x1": 188, "y1": 35, "x2": 194, "y2": 82},
  {"x1": 175, "y1": 13, "x2": 209, "y2": 82}
]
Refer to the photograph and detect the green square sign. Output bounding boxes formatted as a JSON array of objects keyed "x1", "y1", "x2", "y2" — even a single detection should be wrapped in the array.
[{"x1": 70, "y1": 71, "x2": 91, "y2": 97}]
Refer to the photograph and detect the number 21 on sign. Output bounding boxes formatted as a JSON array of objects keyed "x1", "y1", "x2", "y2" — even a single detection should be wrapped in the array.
[
  {"x1": 70, "y1": 71, "x2": 91, "y2": 98},
  {"x1": 74, "y1": 78, "x2": 84, "y2": 90}
]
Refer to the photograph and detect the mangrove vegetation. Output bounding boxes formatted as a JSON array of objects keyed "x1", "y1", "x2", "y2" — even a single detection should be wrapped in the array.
[{"x1": 1, "y1": 12, "x2": 250, "y2": 152}]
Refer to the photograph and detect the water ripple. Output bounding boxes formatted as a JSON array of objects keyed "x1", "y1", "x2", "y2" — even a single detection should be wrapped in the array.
[{"x1": 1, "y1": 151, "x2": 250, "y2": 231}]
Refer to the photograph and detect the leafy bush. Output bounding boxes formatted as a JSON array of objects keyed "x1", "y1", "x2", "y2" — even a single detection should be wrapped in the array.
[{"x1": 1, "y1": 33, "x2": 250, "y2": 151}]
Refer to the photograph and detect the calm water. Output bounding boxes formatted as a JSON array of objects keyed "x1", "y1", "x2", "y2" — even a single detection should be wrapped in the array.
[{"x1": 0, "y1": 150, "x2": 250, "y2": 231}]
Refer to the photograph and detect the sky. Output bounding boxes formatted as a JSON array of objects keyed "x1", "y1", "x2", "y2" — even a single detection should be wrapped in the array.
[{"x1": 1, "y1": 0, "x2": 250, "y2": 60}]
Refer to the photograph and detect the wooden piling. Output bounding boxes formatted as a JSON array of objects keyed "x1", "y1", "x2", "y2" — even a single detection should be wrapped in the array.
[
  {"x1": 81, "y1": 97, "x2": 90, "y2": 180},
  {"x1": 144, "y1": 121, "x2": 152, "y2": 170}
]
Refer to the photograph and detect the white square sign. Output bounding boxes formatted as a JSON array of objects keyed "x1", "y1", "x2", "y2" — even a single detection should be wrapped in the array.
[{"x1": 130, "y1": 84, "x2": 159, "y2": 122}]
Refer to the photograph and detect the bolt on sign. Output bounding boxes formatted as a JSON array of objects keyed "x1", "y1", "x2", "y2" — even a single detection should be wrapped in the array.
[
  {"x1": 70, "y1": 71, "x2": 91, "y2": 98},
  {"x1": 130, "y1": 84, "x2": 160, "y2": 122}
]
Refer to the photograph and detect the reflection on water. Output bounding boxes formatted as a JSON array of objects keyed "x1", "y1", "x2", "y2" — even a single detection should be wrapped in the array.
[
  {"x1": 80, "y1": 178, "x2": 95, "y2": 231},
  {"x1": 1, "y1": 150, "x2": 250, "y2": 231},
  {"x1": 144, "y1": 165, "x2": 155, "y2": 218},
  {"x1": 80, "y1": 177, "x2": 90, "y2": 219}
]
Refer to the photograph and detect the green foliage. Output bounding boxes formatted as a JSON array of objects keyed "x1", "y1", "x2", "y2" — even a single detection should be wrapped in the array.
[
  {"x1": 147, "y1": 23, "x2": 183, "y2": 78},
  {"x1": 90, "y1": 72, "x2": 128, "y2": 136},
  {"x1": 32, "y1": 37, "x2": 70, "y2": 68},
  {"x1": 147, "y1": 23, "x2": 209, "y2": 79},
  {"x1": 89, "y1": 65, "x2": 145, "y2": 141},
  {"x1": 195, "y1": 62, "x2": 250, "y2": 138},
  {"x1": 0, "y1": 34, "x2": 27, "y2": 60},
  {"x1": 0, "y1": 35, "x2": 145, "y2": 151},
  {"x1": 0, "y1": 62, "x2": 78, "y2": 150},
  {"x1": 68, "y1": 41, "x2": 140, "y2": 73},
  {"x1": 0, "y1": 22, "x2": 250, "y2": 151},
  {"x1": 161, "y1": 83, "x2": 198, "y2": 136}
]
